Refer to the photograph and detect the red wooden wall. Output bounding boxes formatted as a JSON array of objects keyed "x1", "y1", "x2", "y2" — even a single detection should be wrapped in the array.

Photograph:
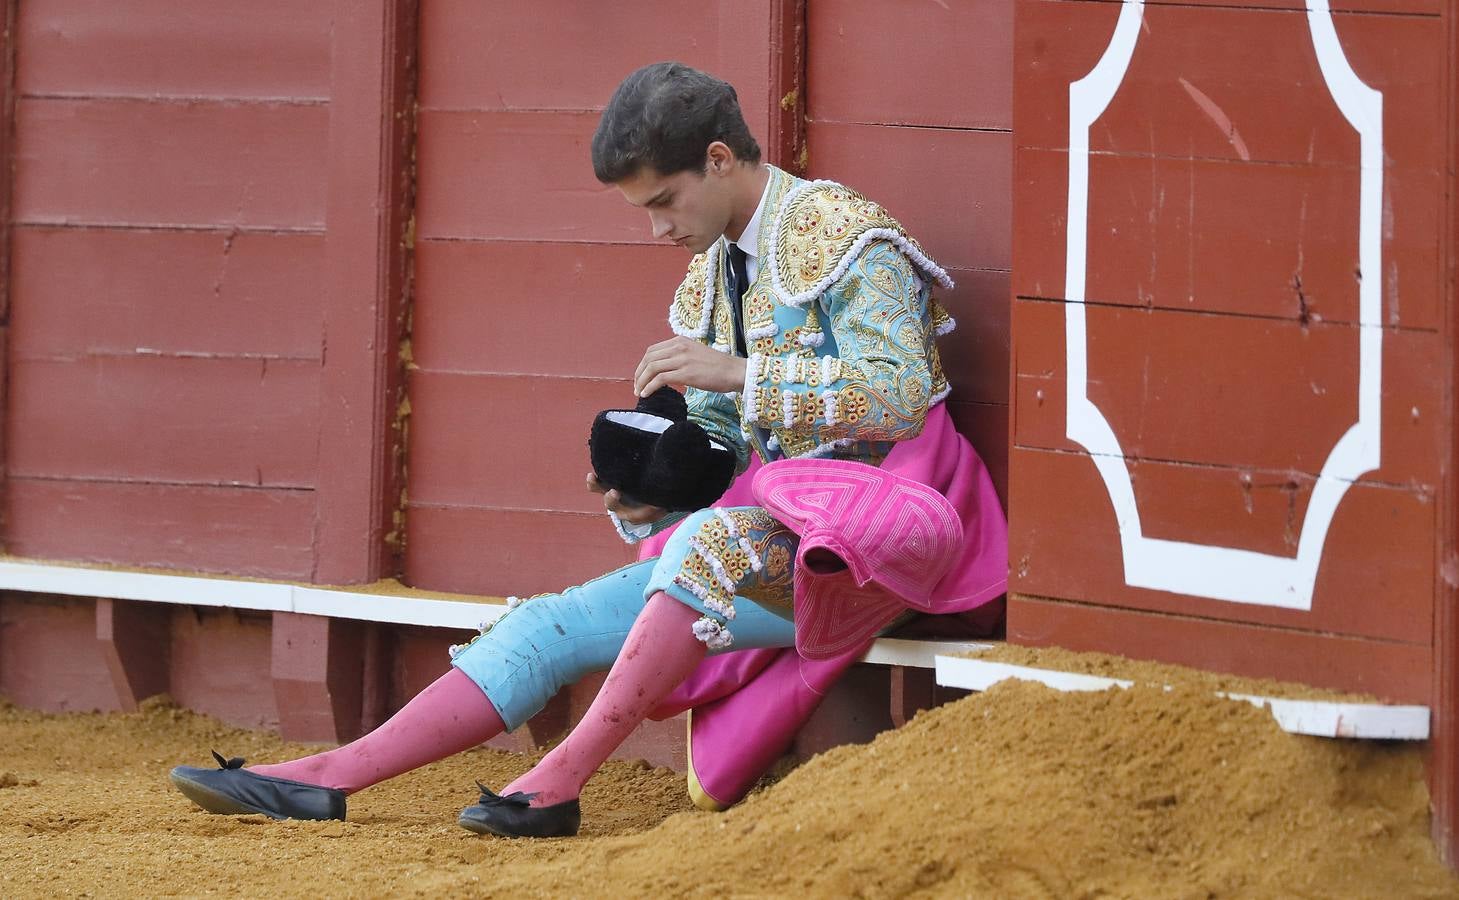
[
  {"x1": 5, "y1": 1, "x2": 333, "y2": 578},
  {"x1": 1007, "y1": 0, "x2": 1446, "y2": 701}
]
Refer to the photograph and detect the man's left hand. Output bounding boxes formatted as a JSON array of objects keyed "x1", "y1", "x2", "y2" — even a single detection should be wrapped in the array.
[{"x1": 634, "y1": 336, "x2": 747, "y2": 397}]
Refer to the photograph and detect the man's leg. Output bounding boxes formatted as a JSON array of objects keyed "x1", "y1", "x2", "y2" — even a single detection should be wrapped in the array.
[
  {"x1": 172, "y1": 560, "x2": 665, "y2": 814},
  {"x1": 248, "y1": 667, "x2": 505, "y2": 793},
  {"x1": 497, "y1": 506, "x2": 797, "y2": 809}
]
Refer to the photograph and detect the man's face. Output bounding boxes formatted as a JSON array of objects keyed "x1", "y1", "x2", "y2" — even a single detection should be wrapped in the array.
[{"x1": 614, "y1": 164, "x2": 732, "y2": 255}]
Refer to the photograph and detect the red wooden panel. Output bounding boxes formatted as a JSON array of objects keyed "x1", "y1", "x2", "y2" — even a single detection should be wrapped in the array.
[
  {"x1": 420, "y1": 0, "x2": 773, "y2": 134},
  {"x1": 1013, "y1": 150, "x2": 1441, "y2": 330},
  {"x1": 946, "y1": 400, "x2": 1010, "y2": 510},
  {"x1": 1008, "y1": 445, "x2": 1434, "y2": 645},
  {"x1": 5, "y1": 478, "x2": 315, "y2": 578},
  {"x1": 404, "y1": 505, "x2": 636, "y2": 597},
  {"x1": 0, "y1": 596, "x2": 120, "y2": 712},
  {"x1": 408, "y1": 372, "x2": 630, "y2": 512},
  {"x1": 13, "y1": 98, "x2": 328, "y2": 228},
  {"x1": 1012, "y1": 300, "x2": 1443, "y2": 485},
  {"x1": 1007, "y1": 596, "x2": 1432, "y2": 703},
  {"x1": 10, "y1": 227, "x2": 323, "y2": 359},
  {"x1": 1016, "y1": 1, "x2": 1442, "y2": 170},
  {"x1": 18, "y1": 0, "x2": 330, "y2": 99},
  {"x1": 807, "y1": 0, "x2": 1012, "y2": 130},
  {"x1": 9, "y1": 357, "x2": 319, "y2": 486},
  {"x1": 310, "y1": 0, "x2": 417, "y2": 586},
  {"x1": 806, "y1": 121, "x2": 1011, "y2": 271},
  {"x1": 416, "y1": 110, "x2": 656, "y2": 243},
  {"x1": 938, "y1": 268, "x2": 1011, "y2": 407},
  {"x1": 413, "y1": 240, "x2": 686, "y2": 376},
  {"x1": 168, "y1": 607, "x2": 279, "y2": 730}
]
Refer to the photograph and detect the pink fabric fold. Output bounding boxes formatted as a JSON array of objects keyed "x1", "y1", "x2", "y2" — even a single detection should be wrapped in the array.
[{"x1": 647, "y1": 404, "x2": 1007, "y2": 808}]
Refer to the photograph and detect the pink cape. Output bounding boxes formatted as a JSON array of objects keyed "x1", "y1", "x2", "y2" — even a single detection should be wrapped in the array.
[{"x1": 639, "y1": 404, "x2": 1007, "y2": 809}]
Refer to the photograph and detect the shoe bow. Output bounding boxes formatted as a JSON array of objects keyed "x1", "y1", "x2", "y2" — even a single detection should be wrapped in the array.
[{"x1": 210, "y1": 750, "x2": 245, "y2": 770}]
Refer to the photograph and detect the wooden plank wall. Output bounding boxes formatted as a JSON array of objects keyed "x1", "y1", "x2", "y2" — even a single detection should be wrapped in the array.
[
  {"x1": 403, "y1": 1, "x2": 793, "y2": 596},
  {"x1": 802, "y1": 0, "x2": 1013, "y2": 506},
  {"x1": 1008, "y1": 0, "x2": 1445, "y2": 701},
  {"x1": 5, "y1": 1, "x2": 333, "y2": 578}
]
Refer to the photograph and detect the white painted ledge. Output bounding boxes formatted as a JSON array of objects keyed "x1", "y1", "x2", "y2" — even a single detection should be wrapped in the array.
[
  {"x1": 934, "y1": 655, "x2": 1430, "y2": 741},
  {"x1": 0, "y1": 558, "x2": 983, "y2": 668}
]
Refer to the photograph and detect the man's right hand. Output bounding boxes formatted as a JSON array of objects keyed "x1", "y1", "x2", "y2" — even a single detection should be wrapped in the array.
[{"x1": 586, "y1": 472, "x2": 668, "y2": 526}]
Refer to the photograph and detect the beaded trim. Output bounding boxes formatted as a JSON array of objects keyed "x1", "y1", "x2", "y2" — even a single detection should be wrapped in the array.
[
  {"x1": 766, "y1": 180, "x2": 956, "y2": 309},
  {"x1": 822, "y1": 389, "x2": 839, "y2": 426},
  {"x1": 798, "y1": 331, "x2": 825, "y2": 347},
  {"x1": 934, "y1": 315, "x2": 958, "y2": 337},
  {"x1": 713, "y1": 508, "x2": 763, "y2": 573},
  {"x1": 667, "y1": 242, "x2": 722, "y2": 339},
  {"x1": 746, "y1": 321, "x2": 779, "y2": 340},
  {"x1": 742, "y1": 354, "x2": 764, "y2": 422}
]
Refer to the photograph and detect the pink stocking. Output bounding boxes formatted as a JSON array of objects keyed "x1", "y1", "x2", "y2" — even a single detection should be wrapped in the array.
[
  {"x1": 250, "y1": 666, "x2": 506, "y2": 794},
  {"x1": 503, "y1": 591, "x2": 706, "y2": 806}
]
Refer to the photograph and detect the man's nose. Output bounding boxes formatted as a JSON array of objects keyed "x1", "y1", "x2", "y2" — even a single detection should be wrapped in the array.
[{"x1": 650, "y1": 212, "x2": 673, "y2": 240}]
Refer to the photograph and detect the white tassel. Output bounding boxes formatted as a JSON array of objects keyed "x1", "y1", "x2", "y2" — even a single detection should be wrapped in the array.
[
  {"x1": 931, "y1": 383, "x2": 951, "y2": 406},
  {"x1": 747, "y1": 322, "x2": 778, "y2": 340},
  {"x1": 781, "y1": 390, "x2": 795, "y2": 428},
  {"x1": 742, "y1": 354, "x2": 764, "y2": 423},
  {"x1": 822, "y1": 389, "x2": 839, "y2": 426},
  {"x1": 691, "y1": 615, "x2": 734, "y2": 650},
  {"x1": 798, "y1": 331, "x2": 825, "y2": 348},
  {"x1": 934, "y1": 315, "x2": 957, "y2": 337},
  {"x1": 689, "y1": 536, "x2": 739, "y2": 596}
]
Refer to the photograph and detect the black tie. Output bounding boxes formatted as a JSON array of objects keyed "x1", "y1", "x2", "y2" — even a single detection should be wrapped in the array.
[{"x1": 725, "y1": 243, "x2": 749, "y2": 357}]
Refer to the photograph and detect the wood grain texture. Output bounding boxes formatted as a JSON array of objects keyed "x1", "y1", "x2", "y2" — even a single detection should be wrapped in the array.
[
  {"x1": 10, "y1": 226, "x2": 324, "y2": 359},
  {"x1": 1008, "y1": 445, "x2": 1434, "y2": 644},
  {"x1": 807, "y1": 0, "x2": 1012, "y2": 130},
  {"x1": 0, "y1": 596, "x2": 121, "y2": 713},
  {"x1": 407, "y1": 372, "x2": 628, "y2": 513},
  {"x1": 17, "y1": 0, "x2": 331, "y2": 99},
  {"x1": 1012, "y1": 299, "x2": 1443, "y2": 485},
  {"x1": 311, "y1": 0, "x2": 417, "y2": 585},
  {"x1": 1008, "y1": 594, "x2": 1432, "y2": 704},
  {"x1": 1015, "y1": 1, "x2": 1442, "y2": 167},
  {"x1": 938, "y1": 267, "x2": 1011, "y2": 407},
  {"x1": 1013, "y1": 149, "x2": 1441, "y2": 329},
  {"x1": 8, "y1": 356, "x2": 319, "y2": 487},
  {"x1": 5, "y1": 478, "x2": 316, "y2": 579},
  {"x1": 404, "y1": 504, "x2": 636, "y2": 598},
  {"x1": 412, "y1": 239, "x2": 685, "y2": 377},
  {"x1": 419, "y1": 0, "x2": 774, "y2": 133},
  {"x1": 806, "y1": 121, "x2": 1011, "y2": 273},
  {"x1": 415, "y1": 109, "x2": 658, "y2": 243},
  {"x1": 13, "y1": 97, "x2": 328, "y2": 228}
]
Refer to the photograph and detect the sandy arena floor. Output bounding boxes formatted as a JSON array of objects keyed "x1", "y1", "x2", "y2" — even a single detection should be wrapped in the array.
[{"x1": 3, "y1": 653, "x2": 1458, "y2": 898}]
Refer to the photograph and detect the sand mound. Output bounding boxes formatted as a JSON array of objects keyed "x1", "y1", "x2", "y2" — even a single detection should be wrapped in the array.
[
  {"x1": 2, "y1": 667, "x2": 1455, "y2": 897},
  {"x1": 420, "y1": 679, "x2": 1453, "y2": 898}
]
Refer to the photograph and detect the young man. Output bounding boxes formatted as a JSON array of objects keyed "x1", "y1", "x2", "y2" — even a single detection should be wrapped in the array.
[{"x1": 169, "y1": 62, "x2": 1006, "y2": 838}]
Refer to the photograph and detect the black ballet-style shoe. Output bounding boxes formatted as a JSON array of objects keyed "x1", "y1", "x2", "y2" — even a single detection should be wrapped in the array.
[
  {"x1": 589, "y1": 386, "x2": 736, "y2": 512},
  {"x1": 457, "y1": 782, "x2": 581, "y2": 838},
  {"x1": 169, "y1": 750, "x2": 347, "y2": 821}
]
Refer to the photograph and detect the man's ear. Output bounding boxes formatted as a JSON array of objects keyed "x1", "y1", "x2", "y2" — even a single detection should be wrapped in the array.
[{"x1": 705, "y1": 141, "x2": 735, "y2": 175}]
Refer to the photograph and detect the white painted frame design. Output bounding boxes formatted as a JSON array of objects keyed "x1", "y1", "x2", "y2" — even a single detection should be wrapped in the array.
[{"x1": 1063, "y1": 0, "x2": 1383, "y2": 609}]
